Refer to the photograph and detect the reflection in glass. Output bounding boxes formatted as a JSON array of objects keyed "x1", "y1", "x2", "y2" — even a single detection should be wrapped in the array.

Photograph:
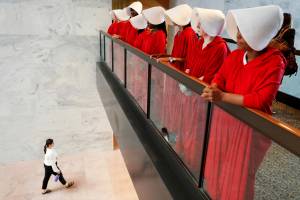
[
  {"x1": 150, "y1": 66, "x2": 207, "y2": 181},
  {"x1": 204, "y1": 106, "x2": 300, "y2": 200},
  {"x1": 105, "y1": 37, "x2": 112, "y2": 70},
  {"x1": 113, "y1": 42, "x2": 124, "y2": 83},
  {"x1": 127, "y1": 51, "x2": 148, "y2": 113},
  {"x1": 100, "y1": 34, "x2": 105, "y2": 61}
]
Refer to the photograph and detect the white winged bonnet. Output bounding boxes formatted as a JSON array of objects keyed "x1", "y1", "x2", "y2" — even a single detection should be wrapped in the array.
[
  {"x1": 130, "y1": 14, "x2": 148, "y2": 30},
  {"x1": 191, "y1": 8, "x2": 225, "y2": 37},
  {"x1": 226, "y1": 5, "x2": 283, "y2": 51},
  {"x1": 113, "y1": 9, "x2": 130, "y2": 21},
  {"x1": 165, "y1": 4, "x2": 192, "y2": 26},
  {"x1": 142, "y1": 6, "x2": 166, "y2": 25},
  {"x1": 127, "y1": 1, "x2": 143, "y2": 15}
]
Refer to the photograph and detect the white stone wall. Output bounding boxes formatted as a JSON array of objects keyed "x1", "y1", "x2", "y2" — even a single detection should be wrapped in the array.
[
  {"x1": 0, "y1": 0, "x2": 111, "y2": 36},
  {"x1": 0, "y1": 0, "x2": 113, "y2": 163}
]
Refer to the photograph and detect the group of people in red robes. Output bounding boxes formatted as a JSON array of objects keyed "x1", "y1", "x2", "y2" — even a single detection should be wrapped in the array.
[{"x1": 107, "y1": 2, "x2": 287, "y2": 200}]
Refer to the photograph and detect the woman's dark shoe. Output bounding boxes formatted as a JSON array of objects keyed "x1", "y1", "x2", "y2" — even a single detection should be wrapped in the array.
[
  {"x1": 42, "y1": 189, "x2": 52, "y2": 194},
  {"x1": 65, "y1": 181, "x2": 74, "y2": 188}
]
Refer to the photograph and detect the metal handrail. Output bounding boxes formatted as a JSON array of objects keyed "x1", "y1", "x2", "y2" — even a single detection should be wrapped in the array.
[{"x1": 99, "y1": 30, "x2": 300, "y2": 157}]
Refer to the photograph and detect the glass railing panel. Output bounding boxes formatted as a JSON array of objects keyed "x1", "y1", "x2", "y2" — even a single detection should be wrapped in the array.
[
  {"x1": 150, "y1": 66, "x2": 208, "y2": 182},
  {"x1": 203, "y1": 106, "x2": 300, "y2": 200},
  {"x1": 113, "y1": 42, "x2": 125, "y2": 84},
  {"x1": 105, "y1": 36, "x2": 112, "y2": 70},
  {"x1": 100, "y1": 33, "x2": 105, "y2": 60},
  {"x1": 127, "y1": 51, "x2": 148, "y2": 113}
]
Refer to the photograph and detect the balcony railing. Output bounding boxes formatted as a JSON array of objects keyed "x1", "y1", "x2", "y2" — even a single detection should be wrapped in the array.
[{"x1": 99, "y1": 30, "x2": 300, "y2": 200}]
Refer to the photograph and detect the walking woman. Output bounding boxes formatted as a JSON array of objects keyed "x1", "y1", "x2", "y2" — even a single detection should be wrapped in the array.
[
  {"x1": 42, "y1": 139, "x2": 74, "y2": 194},
  {"x1": 201, "y1": 5, "x2": 285, "y2": 200}
]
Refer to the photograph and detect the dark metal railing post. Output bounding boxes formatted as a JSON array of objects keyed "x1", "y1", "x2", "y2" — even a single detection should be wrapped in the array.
[
  {"x1": 146, "y1": 64, "x2": 152, "y2": 119},
  {"x1": 103, "y1": 35, "x2": 106, "y2": 62},
  {"x1": 198, "y1": 102, "x2": 213, "y2": 188},
  {"x1": 124, "y1": 48, "x2": 127, "y2": 88},
  {"x1": 99, "y1": 32, "x2": 102, "y2": 61},
  {"x1": 111, "y1": 40, "x2": 114, "y2": 72}
]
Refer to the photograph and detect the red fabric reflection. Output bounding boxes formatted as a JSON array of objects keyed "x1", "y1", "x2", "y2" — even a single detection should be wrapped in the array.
[
  {"x1": 162, "y1": 27, "x2": 197, "y2": 132},
  {"x1": 205, "y1": 48, "x2": 286, "y2": 200},
  {"x1": 114, "y1": 43, "x2": 124, "y2": 82},
  {"x1": 176, "y1": 94, "x2": 207, "y2": 176},
  {"x1": 127, "y1": 55, "x2": 148, "y2": 112},
  {"x1": 205, "y1": 107, "x2": 271, "y2": 200}
]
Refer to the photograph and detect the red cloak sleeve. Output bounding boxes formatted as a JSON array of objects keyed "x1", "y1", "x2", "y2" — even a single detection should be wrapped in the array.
[
  {"x1": 141, "y1": 30, "x2": 166, "y2": 55},
  {"x1": 189, "y1": 36, "x2": 230, "y2": 83},
  {"x1": 107, "y1": 21, "x2": 118, "y2": 35},
  {"x1": 125, "y1": 23, "x2": 138, "y2": 45},
  {"x1": 213, "y1": 48, "x2": 286, "y2": 113}
]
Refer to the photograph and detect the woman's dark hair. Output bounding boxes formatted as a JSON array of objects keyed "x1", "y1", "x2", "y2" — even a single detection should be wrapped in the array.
[
  {"x1": 152, "y1": 22, "x2": 167, "y2": 37},
  {"x1": 130, "y1": 8, "x2": 138, "y2": 17},
  {"x1": 282, "y1": 13, "x2": 292, "y2": 29},
  {"x1": 44, "y1": 138, "x2": 54, "y2": 154},
  {"x1": 137, "y1": 29, "x2": 145, "y2": 34},
  {"x1": 183, "y1": 23, "x2": 191, "y2": 30}
]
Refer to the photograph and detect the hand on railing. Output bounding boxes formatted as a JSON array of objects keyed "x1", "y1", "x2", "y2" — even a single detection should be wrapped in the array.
[
  {"x1": 150, "y1": 54, "x2": 169, "y2": 59},
  {"x1": 198, "y1": 76, "x2": 204, "y2": 81},
  {"x1": 201, "y1": 84, "x2": 224, "y2": 102},
  {"x1": 112, "y1": 34, "x2": 121, "y2": 39},
  {"x1": 156, "y1": 57, "x2": 170, "y2": 63},
  {"x1": 185, "y1": 68, "x2": 190, "y2": 74}
]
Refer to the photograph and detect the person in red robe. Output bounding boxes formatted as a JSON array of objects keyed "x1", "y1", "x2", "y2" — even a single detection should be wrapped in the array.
[
  {"x1": 107, "y1": 9, "x2": 130, "y2": 37},
  {"x1": 109, "y1": 2, "x2": 142, "y2": 41},
  {"x1": 127, "y1": 14, "x2": 149, "y2": 111},
  {"x1": 154, "y1": 4, "x2": 196, "y2": 148},
  {"x1": 141, "y1": 6, "x2": 167, "y2": 122},
  {"x1": 107, "y1": 10, "x2": 118, "y2": 35},
  {"x1": 120, "y1": 1, "x2": 143, "y2": 43},
  {"x1": 201, "y1": 5, "x2": 286, "y2": 200},
  {"x1": 176, "y1": 8, "x2": 229, "y2": 178}
]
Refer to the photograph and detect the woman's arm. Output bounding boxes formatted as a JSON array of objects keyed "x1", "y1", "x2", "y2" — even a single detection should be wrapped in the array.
[
  {"x1": 201, "y1": 84, "x2": 243, "y2": 106},
  {"x1": 157, "y1": 57, "x2": 185, "y2": 63},
  {"x1": 47, "y1": 151, "x2": 60, "y2": 173}
]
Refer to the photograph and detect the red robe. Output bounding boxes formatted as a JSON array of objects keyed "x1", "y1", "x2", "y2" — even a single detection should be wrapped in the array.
[
  {"x1": 184, "y1": 35, "x2": 202, "y2": 71},
  {"x1": 117, "y1": 21, "x2": 131, "y2": 40},
  {"x1": 176, "y1": 36, "x2": 230, "y2": 177},
  {"x1": 141, "y1": 29, "x2": 167, "y2": 121},
  {"x1": 171, "y1": 27, "x2": 196, "y2": 70},
  {"x1": 141, "y1": 29, "x2": 166, "y2": 54},
  {"x1": 162, "y1": 27, "x2": 197, "y2": 132},
  {"x1": 125, "y1": 23, "x2": 138, "y2": 45},
  {"x1": 189, "y1": 36, "x2": 230, "y2": 83},
  {"x1": 128, "y1": 29, "x2": 150, "y2": 112},
  {"x1": 107, "y1": 21, "x2": 118, "y2": 35},
  {"x1": 133, "y1": 29, "x2": 150, "y2": 50},
  {"x1": 204, "y1": 48, "x2": 286, "y2": 200}
]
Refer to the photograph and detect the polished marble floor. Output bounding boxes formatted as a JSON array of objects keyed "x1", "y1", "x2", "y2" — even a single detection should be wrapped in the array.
[
  {"x1": 0, "y1": 149, "x2": 138, "y2": 200},
  {"x1": 0, "y1": 0, "x2": 138, "y2": 199}
]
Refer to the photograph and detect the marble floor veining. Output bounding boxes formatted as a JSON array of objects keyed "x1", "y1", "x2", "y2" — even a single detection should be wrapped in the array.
[{"x1": 0, "y1": 0, "x2": 138, "y2": 199}]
